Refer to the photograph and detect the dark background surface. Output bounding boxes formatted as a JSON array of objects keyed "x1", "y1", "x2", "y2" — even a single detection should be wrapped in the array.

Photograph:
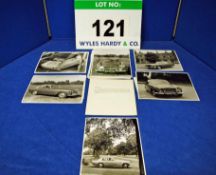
[
  {"x1": 0, "y1": 0, "x2": 216, "y2": 175},
  {"x1": 0, "y1": 0, "x2": 49, "y2": 67},
  {"x1": 175, "y1": 0, "x2": 216, "y2": 70}
]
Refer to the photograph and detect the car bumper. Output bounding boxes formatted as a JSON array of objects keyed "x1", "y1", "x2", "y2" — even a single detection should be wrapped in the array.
[{"x1": 154, "y1": 91, "x2": 183, "y2": 96}]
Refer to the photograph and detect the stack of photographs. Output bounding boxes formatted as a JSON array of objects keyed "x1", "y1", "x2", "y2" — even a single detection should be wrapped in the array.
[
  {"x1": 86, "y1": 49, "x2": 137, "y2": 115},
  {"x1": 134, "y1": 50, "x2": 200, "y2": 101},
  {"x1": 22, "y1": 51, "x2": 89, "y2": 104},
  {"x1": 84, "y1": 50, "x2": 146, "y2": 174},
  {"x1": 80, "y1": 118, "x2": 146, "y2": 175}
]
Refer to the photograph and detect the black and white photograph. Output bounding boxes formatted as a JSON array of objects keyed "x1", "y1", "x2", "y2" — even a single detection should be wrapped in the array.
[
  {"x1": 35, "y1": 52, "x2": 89, "y2": 73},
  {"x1": 80, "y1": 118, "x2": 146, "y2": 175},
  {"x1": 136, "y1": 72, "x2": 199, "y2": 101},
  {"x1": 22, "y1": 75, "x2": 86, "y2": 104},
  {"x1": 134, "y1": 50, "x2": 183, "y2": 71},
  {"x1": 88, "y1": 50, "x2": 132, "y2": 79}
]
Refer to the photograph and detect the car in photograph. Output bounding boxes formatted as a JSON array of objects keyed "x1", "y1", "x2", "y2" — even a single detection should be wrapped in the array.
[
  {"x1": 145, "y1": 79, "x2": 183, "y2": 97},
  {"x1": 92, "y1": 157, "x2": 130, "y2": 168},
  {"x1": 95, "y1": 60, "x2": 129, "y2": 74},
  {"x1": 144, "y1": 52, "x2": 160, "y2": 62},
  {"x1": 40, "y1": 55, "x2": 83, "y2": 71},
  {"x1": 145, "y1": 60, "x2": 174, "y2": 69},
  {"x1": 30, "y1": 85, "x2": 80, "y2": 98}
]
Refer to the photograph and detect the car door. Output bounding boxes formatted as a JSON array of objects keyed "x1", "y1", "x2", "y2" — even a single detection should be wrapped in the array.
[
  {"x1": 107, "y1": 158, "x2": 117, "y2": 167},
  {"x1": 103, "y1": 158, "x2": 111, "y2": 167},
  {"x1": 60, "y1": 57, "x2": 81, "y2": 70},
  {"x1": 39, "y1": 85, "x2": 57, "y2": 96}
]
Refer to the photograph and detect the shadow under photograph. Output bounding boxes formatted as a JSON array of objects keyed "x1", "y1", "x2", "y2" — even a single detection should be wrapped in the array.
[
  {"x1": 136, "y1": 72, "x2": 199, "y2": 101},
  {"x1": 35, "y1": 52, "x2": 89, "y2": 73},
  {"x1": 134, "y1": 50, "x2": 183, "y2": 71},
  {"x1": 80, "y1": 118, "x2": 146, "y2": 175},
  {"x1": 22, "y1": 75, "x2": 86, "y2": 104}
]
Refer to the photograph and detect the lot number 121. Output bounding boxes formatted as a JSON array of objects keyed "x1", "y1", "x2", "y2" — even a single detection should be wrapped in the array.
[{"x1": 92, "y1": 19, "x2": 124, "y2": 37}]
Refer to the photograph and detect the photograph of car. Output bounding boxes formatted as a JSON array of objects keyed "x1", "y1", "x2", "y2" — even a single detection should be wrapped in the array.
[
  {"x1": 95, "y1": 59, "x2": 129, "y2": 74},
  {"x1": 89, "y1": 50, "x2": 132, "y2": 79},
  {"x1": 80, "y1": 118, "x2": 146, "y2": 175},
  {"x1": 35, "y1": 52, "x2": 89, "y2": 73},
  {"x1": 22, "y1": 75, "x2": 86, "y2": 103},
  {"x1": 136, "y1": 72, "x2": 199, "y2": 101},
  {"x1": 134, "y1": 50, "x2": 183, "y2": 71},
  {"x1": 145, "y1": 60, "x2": 174, "y2": 69},
  {"x1": 30, "y1": 84, "x2": 80, "y2": 98},
  {"x1": 145, "y1": 79, "x2": 183, "y2": 97}
]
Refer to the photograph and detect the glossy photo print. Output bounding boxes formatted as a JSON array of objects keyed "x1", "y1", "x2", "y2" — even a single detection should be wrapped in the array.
[
  {"x1": 80, "y1": 118, "x2": 146, "y2": 175},
  {"x1": 134, "y1": 50, "x2": 183, "y2": 71},
  {"x1": 22, "y1": 75, "x2": 86, "y2": 104},
  {"x1": 88, "y1": 49, "x2": 132, "y2": 79},
  {"x1": 136, "y1": 72, "x2": 199, "y2": 101},
  {"x1": 35, "y1": 52, "x2": 89, "y2": 73}
]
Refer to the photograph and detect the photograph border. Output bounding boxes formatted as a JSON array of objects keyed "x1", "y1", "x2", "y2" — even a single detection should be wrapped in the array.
[
  {"x1": 34, "y1": 51, "x2": 89, "y2": 74},
  {"x1": 22, "y1": 75, "x2": 87, "y2": 104},
  {"x1": 135, "y1": 71, "x2": 200, "y2": 101},
  {"x1": 79, "y1": 117, "x2": 147, "y2": 175},
  {"x1": 133, "y1": 49, "x2": 184, "y2": 72}
]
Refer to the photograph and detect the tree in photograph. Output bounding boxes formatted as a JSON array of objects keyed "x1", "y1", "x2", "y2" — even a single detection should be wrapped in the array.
[
  {"x1": 115, "y1": 142, "x2": 128, "y2": 156},
  {"x1": 113, "y1": 134, "x2": 138, "y2": 156},
  {"x1": 84, "y1": 128, "x2": 113, "y2": 158},
  {"x1": 85, "y1": 118, "x2": 136, "y2": 137},
  {"x1": 85, "y1": 119, "x2": 138, "y2": 157},
  {"x1": 126, "y1": 133, "x2": 138, "y2": 155},
  {"x1": 108, "y1": 146, "x2": 118, "y2": 155}
]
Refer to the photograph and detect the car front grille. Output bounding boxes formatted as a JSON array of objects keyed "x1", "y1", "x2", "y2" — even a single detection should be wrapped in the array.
[{"x1": 162, "y1": 88, "x2": 177, "y2": 93}]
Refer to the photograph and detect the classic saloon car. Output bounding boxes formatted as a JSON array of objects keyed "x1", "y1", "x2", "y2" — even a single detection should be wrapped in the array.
[
  {"x1": 30, "y1": 85, "x2": 80, "y2": 98},
  {"x1": 145, "y1": 79, "x2": 183, "y2": 97},
  {"x1": 145, "y1": 61, "x2": 174, "y2": 69},
  {"x1": 92, "y1": 157, "x2": 130, "y2": 168},
  {"x1": 95, "y1": 60, "x2": 129, "y2": 74},
  {"x1": 40, "y1": 55, "x2": 83, "y2": 71}
]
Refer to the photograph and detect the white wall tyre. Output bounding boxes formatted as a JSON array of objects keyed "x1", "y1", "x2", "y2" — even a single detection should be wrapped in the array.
[
  {"x1": 98, "y1": 163, "x2": 104, "y2": 168},
  {"x1": 58, "y1": 92, "x2": 67, "y2": 98},
  {"x1": 122, "y1": 163, "x2": 129, "y2": 168},
  {"x1": 32, "y1": 90, "x2": 38, "y2": 95}
]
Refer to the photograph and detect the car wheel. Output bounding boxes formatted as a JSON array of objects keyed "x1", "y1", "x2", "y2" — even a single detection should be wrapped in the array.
[
  {"x1": 145, "y1": 85, "x2": 150, "y2": 92},
  {"x1": 178, "y1": 94, "x2": 183, "y2": 97},
  {"x1": 98, "y1": 163, "x2": 104, "y2": 168},
  {"x1": 32, "y1": 90, "x2": 38, "y2": 95},
  {"x1": 122, "y1": 163, "x2": 129, "y2": 168},
  {"x1": 58, "y1": 92, "x2": 67, "y2": 98},
  {"x1": 152, "y1": 90, "x2": 157, "y2": 96}
]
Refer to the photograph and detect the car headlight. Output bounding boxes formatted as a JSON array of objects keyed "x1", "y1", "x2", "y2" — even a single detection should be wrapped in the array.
[
  {"x1": 176, "y1": 88, "x2": 182, "y2": 92},
  {"x1": 159, "y1": 89, "x2": 164, "y2": 93}
]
